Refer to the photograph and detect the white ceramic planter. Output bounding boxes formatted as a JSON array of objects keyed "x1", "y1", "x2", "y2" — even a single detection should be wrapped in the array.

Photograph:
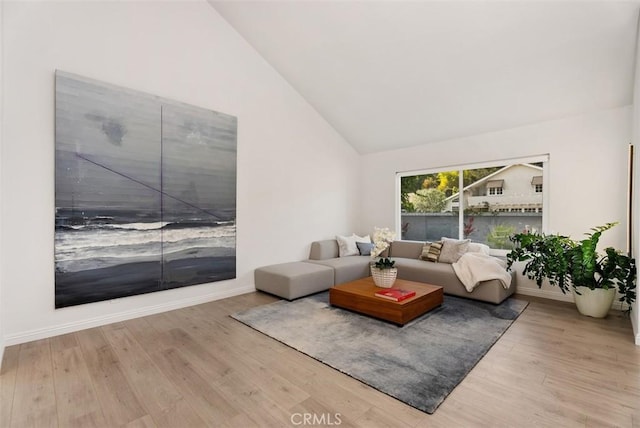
[
  {"x1": 572, "y1": 286, "x2": 616, "y2": 318},
  {"x1": 371, "y1": 267, "x2": 397, "y2": 288}
]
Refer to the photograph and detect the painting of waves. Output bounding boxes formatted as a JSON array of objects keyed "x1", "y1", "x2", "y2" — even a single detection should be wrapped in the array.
[{"x1": 55, "y1": 71, "x2": 237, "y2": 308}]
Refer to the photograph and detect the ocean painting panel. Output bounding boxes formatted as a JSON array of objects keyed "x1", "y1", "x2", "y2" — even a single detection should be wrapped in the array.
[
  {"x1": 55, "y1": 71, "x2": 163, "y2": 308},
  {"x1": 160, "y1": 102, "x2": 237, "y2": 289}
]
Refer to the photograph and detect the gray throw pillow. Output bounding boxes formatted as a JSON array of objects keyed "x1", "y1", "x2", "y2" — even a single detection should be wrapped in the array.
[{"x1": 356, "y1": 241, "x2": 374, "y2": 256}]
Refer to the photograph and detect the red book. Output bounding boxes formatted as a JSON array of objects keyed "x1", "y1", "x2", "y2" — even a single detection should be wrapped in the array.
[{"x1": 374, "y1": 288, "x2": 416, "y2": 302}]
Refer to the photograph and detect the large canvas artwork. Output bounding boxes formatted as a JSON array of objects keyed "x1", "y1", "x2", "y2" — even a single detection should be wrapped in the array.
[{"x1": 55, "y1": 71, "x2": 237, "y2": 308}]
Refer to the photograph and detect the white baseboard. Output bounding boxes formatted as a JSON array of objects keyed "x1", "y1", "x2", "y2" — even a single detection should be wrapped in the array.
[
  {"x1": 515, "y1": 286, "x2": 574, "y2": 303},
  {"x1": 4, "y1": 285, "x2": 255, "y2": 346},
  {"x1": 632, "y1": 311, "x2": 640, "y2": 346}
]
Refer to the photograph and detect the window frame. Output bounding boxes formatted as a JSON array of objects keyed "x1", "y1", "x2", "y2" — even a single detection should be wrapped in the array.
[{"x1": 396, "y1": 154, "x2": 550, "y2": 255}]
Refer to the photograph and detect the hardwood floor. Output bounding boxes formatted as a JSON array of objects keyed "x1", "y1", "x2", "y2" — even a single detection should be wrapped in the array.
[{"x1": 1, "y1": 292, "x2": 639, "y2": 427}]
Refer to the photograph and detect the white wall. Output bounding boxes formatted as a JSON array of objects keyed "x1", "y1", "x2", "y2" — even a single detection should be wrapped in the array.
[
  {"x1": 0, "y1": 0, "x2": 5, "y2": 362},
  {"x1": 632, "y1": 138, "x2": 639, "y2": 344},
  {"x1": 632, "y1": 12, "x2": 640, "y2": 345},
  {"x1": 361, "y1": 107, "x2": 632, "y2": 303},
  {"x1": 1, "y1": 1, "x2": 360, "y2": 345}
]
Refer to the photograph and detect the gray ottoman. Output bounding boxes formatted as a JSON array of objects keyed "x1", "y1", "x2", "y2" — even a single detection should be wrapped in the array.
[{"x1": 254, "y1": 261, "x2": 334, "y2": 300}]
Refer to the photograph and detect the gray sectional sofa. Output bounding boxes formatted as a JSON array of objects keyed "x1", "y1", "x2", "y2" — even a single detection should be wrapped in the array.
[{"x1": 254, "y1": 239, "x2": 516, "y2": 304}]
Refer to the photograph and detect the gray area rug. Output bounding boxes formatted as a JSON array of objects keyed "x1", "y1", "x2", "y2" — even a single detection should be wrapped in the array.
[{"x1": 232, "y1": 292, "x2": 528, "y2": 414}]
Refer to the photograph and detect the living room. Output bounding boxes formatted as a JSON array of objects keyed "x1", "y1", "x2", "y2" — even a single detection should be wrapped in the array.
[{"x1": 1, "y1": 1, "x2": 639, "y2": 426}]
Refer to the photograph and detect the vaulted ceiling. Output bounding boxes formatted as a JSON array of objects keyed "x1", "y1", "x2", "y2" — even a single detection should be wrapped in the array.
[{"x1": 209, "y1": 1, "x2": 640, "y2": 154}]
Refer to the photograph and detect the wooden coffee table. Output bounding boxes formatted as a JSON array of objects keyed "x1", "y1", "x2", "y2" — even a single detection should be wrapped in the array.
[{"x1": 329, "y1": 277, "x2": 443, "y2": 325}]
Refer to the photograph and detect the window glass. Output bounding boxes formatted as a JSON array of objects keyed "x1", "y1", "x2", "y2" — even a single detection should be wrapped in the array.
[
  {"x1": 399, "y1": 158, "x2": 546, "y2": 250},
  {"x1": 400, "y1": 170, "x2": 459, "y2": 241}
]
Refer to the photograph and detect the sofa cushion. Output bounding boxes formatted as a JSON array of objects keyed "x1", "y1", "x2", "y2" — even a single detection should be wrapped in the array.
[
  {"x1": 388, "y1": 240, "x2": 424, "y2": 259},
  {"x1": 255, "y1": 261, "x2": 334, "y2": 300},
  {"x1": 439, "y1": 238, "x2": 470, "y2": 263},
  {"x1": 309, "y1": 240, "x2": 340, "y2": 260},
  {"x1": 395, "y1": 257, "x2": 457, "y2": 283},
  {"x1": 307, "y1": 256, "x2": 371, "y2": 285}
]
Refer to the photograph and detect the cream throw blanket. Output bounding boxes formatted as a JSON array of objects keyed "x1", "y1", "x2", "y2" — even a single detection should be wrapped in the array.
[{"x1": 452, "y1": 252, "x2": 512, "y2": 292}]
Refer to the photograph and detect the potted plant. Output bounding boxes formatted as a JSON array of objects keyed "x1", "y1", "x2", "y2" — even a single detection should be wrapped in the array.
[
  {"x1": 506, "y1": 222, "x2": 636, "y2": 317},
  {"x1": 371, "y1": 227, "x2": 397, "y2": 288}
]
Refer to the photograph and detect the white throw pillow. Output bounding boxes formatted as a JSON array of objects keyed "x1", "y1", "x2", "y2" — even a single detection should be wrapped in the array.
[
  {"x1": 353, "y1": 234, "x2": 371, "y2": 244},
  {"x1": 336, "y1": 234, "x2": 359, "y2": 257},
  {"x1": 467, "y1": 242, "x2": 491, "y2": 255},
  {"x1": 439, "y1": 237, "x2": 470, "y2": 263}
]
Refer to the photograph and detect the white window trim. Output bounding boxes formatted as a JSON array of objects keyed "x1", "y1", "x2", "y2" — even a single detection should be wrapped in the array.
[{"x1": 396, "y1": 154, "x2": 550, "y2": 253}]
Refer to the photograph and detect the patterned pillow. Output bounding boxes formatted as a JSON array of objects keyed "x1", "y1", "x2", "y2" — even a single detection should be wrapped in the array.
[
  {"x1": 421, "y1": 241, "x2": 442, "y2": 262},
  {"x1": 439, "y1": 237, "x2": 470, "y2": 263}
]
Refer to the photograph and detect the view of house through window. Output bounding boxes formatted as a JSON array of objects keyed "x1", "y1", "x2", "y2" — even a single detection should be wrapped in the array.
[{"x1": 399, "y1": 156, "x2": 548, "y2": 250}]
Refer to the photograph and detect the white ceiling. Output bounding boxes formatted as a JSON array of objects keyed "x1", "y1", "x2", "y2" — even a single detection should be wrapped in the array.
[{"x1": 209, "y1": 1, "x2": 640, "y2": 154}]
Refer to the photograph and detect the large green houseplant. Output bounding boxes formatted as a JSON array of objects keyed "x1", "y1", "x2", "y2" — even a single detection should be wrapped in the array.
[{"x1": 506, "y1": 222, "x2": 636, "y2": 316}]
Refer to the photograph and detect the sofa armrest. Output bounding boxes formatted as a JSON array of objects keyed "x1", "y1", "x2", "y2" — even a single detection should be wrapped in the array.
[{"x1": 309, "y1": 240, "x2": 340, "y2": 260}]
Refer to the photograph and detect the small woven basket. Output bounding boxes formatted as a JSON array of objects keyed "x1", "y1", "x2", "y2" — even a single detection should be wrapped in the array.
[{"x1": 371, "y1": 266, "x2": 397, "y2": 288}]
